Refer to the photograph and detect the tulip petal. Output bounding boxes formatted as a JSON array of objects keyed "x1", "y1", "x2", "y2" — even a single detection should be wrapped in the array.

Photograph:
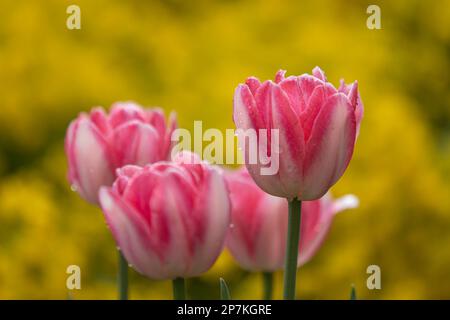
[
  {"x1": 66, "y1": 118, "x2": 115, "y2": 204},
  {"x1": 303, "y1": 93, "x2": 356, "y2": 200},
  {"x1": 274, "y1": 69, "x2": 286, "y2": 83},
  {"x1": 112, "y1": 121, "x2": 161, "y2": 167},
  {"x1": 278, "y1": 76, "x2": 304, "y2": 116},
  {"x1": 347, "y1": 81, "x2": 364, "y2": 136},
  {"x1": 298, "y1": 193, "x2": 359, "y2": 266},
  {"x1": 298, "y1": 199, "x2": 334, "y2": 266},
  {"x1": 122, "y1": 168, "x2": 190, "y2": 275},
  {"x1": 174, "y1": 149, "x2": 203, "y2": 165},
  {"x1": 241, "y1": 82, "x2": 291, "y2": 197},
  {"x1": 279, "y1": 75, "x2": 331, "y2": 116},
  {"x1": 226, "y1": 168, "x2": 289, "y2": 271},
  {"x1": 312, "y1": 66, "x2": 327, "y2": 82},
  {"x1": 332, "y1": 194, "x2": 359, "y2": 214},
  {"x1": 253, "y1": 81, "x2": 273, "y2": 129},
  {"x1": 173, "y1": 151, "x2": 207, "y2": 186},
  {"x1": 300, "y1": 84, "x2": 328, "y2": 142},
  {"x1": 145, "y1": 109, "x2": 177, "y2": 160},
  {"x1": 116, "y1": 165, "x2": 143, "y2": 180},
  {"x1": 89, "y1": 107, "x2": 110, "y2": 135},
  {"x1": 297, "y1": 74, "x2": 327, "y2": 105},
  {"x1": 235, "y1": 83, "x2": 289, "y2": 195},
  {"x1": 188, "y1": 168, "x2": 230, "y2": 276},
  {"x1": 146, "y1": 109, "x2": 167, "y2": 137},
  {"x1": 163, "y1": 111, "x2": 178, "y2": 160},
  {"x1": 245, "y1": 77, "x2": 261, "y2": 95},
  {"x1": 121, "y1": 170, "x2": 158, "y2": 221},
  {"x1": 251, "y1": 196, "x2": 288, "y2": 271},
  {"x1": 113, "y1": 165, "x2": 143, "y2": 195},
  {"x1": 122, "y1": 163, "x2": 197, "y2": 267},
  {"x1": 225, "y1": 176, "x2": 262, "y2": 269},
  {"x1": 109, "y1": 102, "x2": 147, "y2": 128},
  {"x1": 233, "y1": 84, "x2": 264, "y2": 130},
  {"x1": 99, "y1": 188, "x2": 168, "y2": 279},
  {"x1": 270, "y1": 84, "x2": 305, "y2": 198},
  {"x1": 147, "y1": 175, "x2": 193, "y2": 278}
]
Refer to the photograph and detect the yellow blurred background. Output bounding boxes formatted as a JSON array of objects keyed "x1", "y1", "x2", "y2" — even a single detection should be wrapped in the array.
[{"x1": 0, "y1": 0, "x2": 449, "y2": 299}]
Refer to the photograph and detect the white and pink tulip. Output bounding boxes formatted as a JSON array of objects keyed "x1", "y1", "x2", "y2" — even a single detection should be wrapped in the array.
[{"x1": 65, "y1": 102, "x2": 176, "y2": 204}]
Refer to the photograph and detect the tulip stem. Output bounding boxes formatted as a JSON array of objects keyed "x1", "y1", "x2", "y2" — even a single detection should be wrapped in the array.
[
  {"x1": 262, "y1": 272, "x2": 273, "y2": 300},
  {"x1": 118, "y1": 251, "x2": 128, "y2": 300},
  {"x1": 283, "y1": 198, "x2": 302, "y2": 300},
  {"x1": 172, "y1": 278, "x2": 186, "y2": 300},
  {"x1": 350, "y1": 284, "x2": 357, "y2": 300}
]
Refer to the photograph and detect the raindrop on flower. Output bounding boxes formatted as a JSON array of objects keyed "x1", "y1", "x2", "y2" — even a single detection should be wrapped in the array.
[
  {"x1": 70, "y1": 184, "x2": 78, "y2": 192},
  {"x1": 229, "y1": 223, "x2": 235, "y2": 229}
]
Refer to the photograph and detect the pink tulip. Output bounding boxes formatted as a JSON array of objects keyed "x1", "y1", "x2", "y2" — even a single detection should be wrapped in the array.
[
  {"x1": 65, "y1": 102, "x2": 176, "y2": 204},
  {"x1": 233, "y1": 67, "x2": 363, "y2": 200},
  {"x1": 226, "y1": 168, "x2": 358, "y2": 272},
  {"x1": 99, "y1": 151, "x2": 231, "y2": 280}
]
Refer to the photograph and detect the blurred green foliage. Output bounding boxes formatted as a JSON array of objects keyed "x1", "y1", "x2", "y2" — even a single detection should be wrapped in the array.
[{"x1": 0, "y1": 0, "x2": 449, "y2": 299}]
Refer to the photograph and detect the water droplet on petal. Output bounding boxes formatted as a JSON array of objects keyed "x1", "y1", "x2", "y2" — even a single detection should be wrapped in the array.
[
  {"x1": 70, "y1": 184, "x2": 78, "y2": 192},
  {"x1": 116, "y1": 246, "x2": 121, "y2": 251},
  {"x1": 229, "y1": 223, "x2": 235, "y2": 229},
  {"x1": 128, "y1": 264, "x2": 133, "y2": 268}
]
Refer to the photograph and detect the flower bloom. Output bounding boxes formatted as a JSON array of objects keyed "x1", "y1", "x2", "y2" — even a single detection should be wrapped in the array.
[
  {"x1": 226, "y1": 168, "x2": 358, "y2": 272},
  {"x1": 233, "y1": 67, "x2": 363, "y2": 200},
  {"x1": 65, "y1": 102, "x2": 176, "y2": 204},
  {"x1": 99, "y1": 152, "x2": 231, "y2": 280}
]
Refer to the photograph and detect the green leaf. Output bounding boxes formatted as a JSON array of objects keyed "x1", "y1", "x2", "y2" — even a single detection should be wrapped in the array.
[
  {"x1": 350, "y1": 284, "x2": 356, "y2": 300},
  {"x1": 220, "y1": 278, "x2": 231, "y2": 300}
]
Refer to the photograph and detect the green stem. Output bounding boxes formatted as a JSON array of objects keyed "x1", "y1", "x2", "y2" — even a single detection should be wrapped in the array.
[
  {"x1": 283, "y1": 198, "x2": 302, "y2": 300},
  {"x1": 220, "y1": 278, "x2": 231, "y2": 300},
  {"x1": 262, "y1": 272, "x2": 273, "y2": 300},
  {"x1": 350, "y1": 284, "x2": 357, "y2": 300},
  {"x1": 118, "y1": 251, "x2": 128, "y2": 300},
  {"x1": 172, "y1": 278, "x2": 186, "y2": 300}
]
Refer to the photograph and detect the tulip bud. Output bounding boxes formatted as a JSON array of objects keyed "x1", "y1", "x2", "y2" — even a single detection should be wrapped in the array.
[
  {"x1": 226, "y1": 168, "x2": 358, "y2": 272},
  {"x1": 233, "y1": 67, "x2": 363, "y2": 200},
  {"x1": 99, "y1": 152, "x2": 231, "y2": 280},
  {"x1": 65, "y1": 102, "x2": 176, "y2": 204}
]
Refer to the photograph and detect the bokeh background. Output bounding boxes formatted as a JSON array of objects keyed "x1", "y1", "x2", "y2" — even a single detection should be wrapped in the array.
[{"x1": 0, "y1": 0, "x2": 449, "y2": 299}]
